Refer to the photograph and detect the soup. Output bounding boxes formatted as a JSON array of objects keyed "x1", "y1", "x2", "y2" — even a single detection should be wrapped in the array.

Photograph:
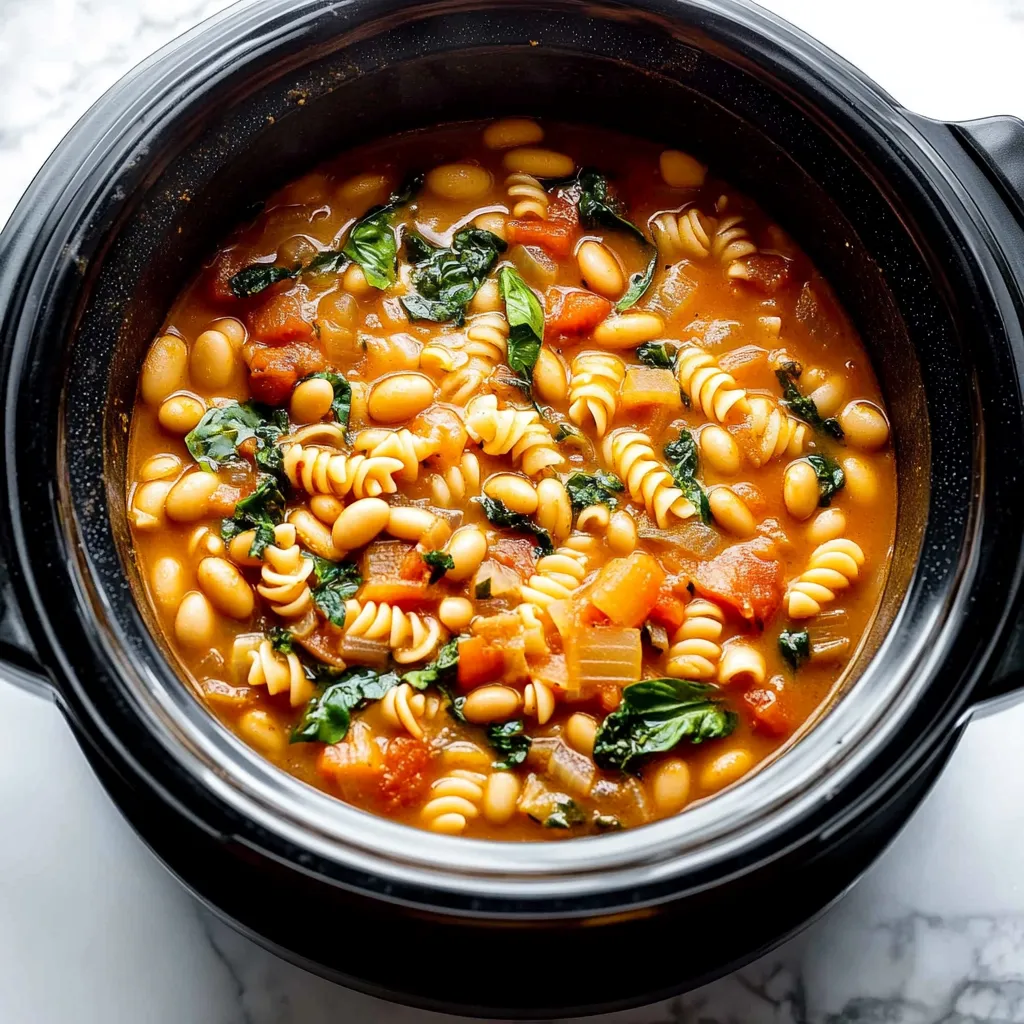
[{"x1": 127, "y1": 119, "x2": 895, "y2": 838}]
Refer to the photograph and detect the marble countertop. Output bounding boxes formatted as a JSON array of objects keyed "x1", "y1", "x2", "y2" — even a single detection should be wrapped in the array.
[{"x1": 3, "y1": 1, "x2": 1024, "y2": 1021}]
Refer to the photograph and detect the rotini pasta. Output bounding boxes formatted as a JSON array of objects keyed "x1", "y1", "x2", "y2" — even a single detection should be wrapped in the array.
[
  {"x1": 676, "y1": 345, "x2": 750, "y2": 423},
  {"x1": 239, "y1": 637, "x2": 315, "y2": 708},
  {"x1": 568, "y1": 352, "x2": 625, "y2": 437},
  {"x1": 465, "y1": 394, "x2": 564, "y2": 477},
  {"x1": 380, "y1": 682, "x2": 442, "y2": 740},
  {"x1": 666, "y1": 599, "x2": 726, "y2": 680},
  {"x1": 717, "y1": 642, "x2": 767, "y2": 687},
  {"x1": 430, "y1": 452, "x2": 482, "y2": 507},
  {"x1": 602, "y1": 428, "x2": 696, "y2": 527},
  {"x1": 352, "y1": 427, "x2": 440, "y2": 482},
  {"x1": 421, "y1": 770, "x2": 487, "y2": 834},
  {"x1": 710, "y1": 211, "x2": 757, "y2": 264},
  {"x1": 520, "y1": 541, "x2": 590, "y2": 609},
  {"x1": 745, "y1": 395, "x2": 809, "y2": 466},
  {"x1": 786, "y1": 539, "x2": 866, "y2": 619},
  {"x1": 505, "y1": 171, "x2": 549, "y2": 219},
  {"x1": 524, "y1": 679, "x2": 556, "y2": 725},
  {"x1": 256, "y1": 524, "x2": 315, "y2": 631},
  {"x1": 281, "y1": 443, "x2": 404, "y2": 499},
  {"x1": 343, "y1": 599, "x2": 444, "y2": 663},
  {"x1": 651, "y1": 207, "x2": 714, "y2": 262}
]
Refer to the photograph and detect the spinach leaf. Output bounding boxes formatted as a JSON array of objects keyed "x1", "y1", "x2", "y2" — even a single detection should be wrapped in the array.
[
  {"x1": 303, "y1": 250, "x2": 349, "y2": 276},
  {"x1": 220, "y1": 474, "x2": 286, "y2": 557},
  {"x1": 805, "y1": 454, "x2": 846, "y2": 507},
  {"x1": 593, "y1": 814, "x2": 622, "y2": 831},
  {"x1": 776, "y1": 361, "x2": 845, "y2": 441},
  {"x1": 422, "y1": 549, "x2": 455, "y2": 584},
  {"x1": 486, "y1": 719, "x2": 531, "y2": 770},
  {"x1": 401, "y1": 636, "x2": 461, "y2": 692},
  {"x1": 593, "y1": 678, "x2": 737, "y2": 774},
  {"x1": 268, "y1": 626, "x2": 294, "y2": 655},
  {"x1": 401, "y1": 228, "x2": 506, "y2": 324},
  {"x1": 185, "y1": 402, "x2": 265, "y2": 469},
  {"x1": 636, "y1": 340, "x2": 678, "y2": 370},
  {"x1": 616, "y1": 249, "x2": 658, "y2": 313},
  {"x1": 778, "y1": 628, "x2": 810, "y2": 671},
  {"x1": 565, "y1": 470, "x2": 624, "y2": 515},
  {"x1": 475, "y1": 495, "x2": 554, "y2": 556},
  {"x1": 576, "y1": 169, "x2": 647, "y2": 247},
  {"x1": 307, "y1": 556, "x2": 361, "y2": 627},
  {"x1": 299, "y1": 370, "x2": 352, "y2": 430},
  {"x1": 499, "y1": 266, "x2": 544, "y2": 381},
  {"x1": 228, "y1": 263, "x2": 300, "y2": 299},
  {"x1": 544, "y1": 798, "x2": 587, "y2": 829},
  {"x1": 290, "y1": 666, "x2": 400, "y2": 745},
  {"x1": 554, "y1": 423, "x2": 587, "y2": 447},
  {"x1": 252, "y1": 406, "x2": 290, "y2": 484},
  {"x1": 664, "y1": 430, "x2": 712, "y2": 525},
  {"x1": 342, "y1": 172, "x2": 424, "y2": 290}
]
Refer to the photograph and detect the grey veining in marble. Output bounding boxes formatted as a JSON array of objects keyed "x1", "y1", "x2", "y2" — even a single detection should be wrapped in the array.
[{"x1": 4, "y1": 1, "x2": 1024, "y2": 1022}]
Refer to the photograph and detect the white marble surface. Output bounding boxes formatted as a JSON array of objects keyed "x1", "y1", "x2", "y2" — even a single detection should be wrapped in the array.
[{"x1": 3, "y1": 1, "x2": 1024, "y2": 1021}]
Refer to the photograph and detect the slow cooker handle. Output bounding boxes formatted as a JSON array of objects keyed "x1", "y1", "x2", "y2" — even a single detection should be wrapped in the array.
[
  {"x1": 0, "y1": 560, "x2": 53, "y2": 699},
  {"x1": 953, "y1": 115, "x2": 1024, "y2": 222}
]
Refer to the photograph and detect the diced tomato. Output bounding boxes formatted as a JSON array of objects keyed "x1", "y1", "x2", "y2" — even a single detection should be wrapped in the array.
[
  {"x1": 505, "y1": 218, "x2": 575, "y2": 257},
  {"x1": 247, "y1": 342, "x2": 325, "y2": 405},
  {"x1": 731, "y1": 253, "x2": 792, "y2": 295},
  {"x1": 545, "y1": 287, "x2": 612, "y2": 335},
  {"x1": 247, "y1": 292, "x2": 314, "y2": 345},
  {"x1": 376, "y1": 737, "x2": 433, "y2": 809},
  {"x1": 359, "y1": 580, "x2": 429, "y2": 607},
  {"x1": 236, "y1": 437, "x2": 258, "y2": 461},
  {"x1": 206, "y1": 248, "x2": 250, "y2": 303},
  {"x1": 207, "y1": 485, "x2": 244, "y2": 518},
  {"x1": 547, "y1": 195, "x2": 580, "y2": 226},
  {"x1": 744, "y1": 684, "x2": 791, "y2": 737},
  {"x1": 732, "y1": 481, "x2": 767, "y2": 519},
  {"x1": 492, "y1": 537, "x2": 537, "y2": 581},
  {"x1": 648, "y1": 588, "x2": 687, "y2": 634},
  {"x1": 597, "y1": 683, "x2": 623, "y2": 713},
  {"x1": 693, "y1": 537, "x2": 784, "y2": 625},
  {"x1": 457, "y1": 636, "x2": 505, "y2": 690},
  {"x1": 400, "y1": 547, "x2": 430, "y2": 582}
]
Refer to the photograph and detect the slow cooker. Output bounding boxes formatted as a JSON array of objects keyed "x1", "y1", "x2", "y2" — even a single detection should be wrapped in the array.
[{"x1": 2, "y1": 0, "x2": 1024, "y2": 1016}]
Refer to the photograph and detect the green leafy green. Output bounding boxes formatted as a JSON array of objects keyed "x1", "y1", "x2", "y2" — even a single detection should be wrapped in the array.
[
  {"x1": 401, "y1": 636, "x2": 461, "y2": 693},
  {"x1": 778, "y1": 628, "x2": 811, "y2": 671},
  {"x1": 593, "y1": 814, "x2": 622, "y2": 831},
  {"x1": 400, "y1": 228, "x2": 506, "y2": 324},
  {"x1": 228, "y1": 263, "x2": 300, "y2": 299},
  {"x1": 486, "y1": 719, "x2": 531, "y2": 770},
  {"x1": 422, "y1": 549, "x2": 455, "y2": 584},
  {"x1": 299, "y1": 371, "x2": 352, "y2": 430},
  {"x1": 499, "y1": 266, "x2": 544, "y2": 381},
  {"x1": 776, "y1": 361, "x2": 845, "y2": 441},
  {"x1": 616, "y1": 250, "x2": 658, "y2": 313},
  {"x1": 664, "y1": 430, "x2": 712, "y2": 525},
  {"x1": 290, "y1": 666, "x2": 399, "y2": 745},
  {"x1": 565, "y1": 470, "x2": 624, "y2": 515},
  {"x1": 268, "y1": 626, "x2": 294, "y2": 655},
  {"x1": 544, "y1": 798, "x2": 587, "y2": 829},
  {"x1": 342, "y1": 172, "x2": 424, "y2": 290},
  {"x1": 475, "y1": 495, "x2": 554, "y2": 556},
  {"x1": 593, "y1": 678, "x2": 737, "y2": 774},
  {"x1": 474, "y1": 577, "x2": 492, "y2": 600},
  {"x1": 220, "y1": 474, "x2": 286, "y2": 557},
  {"x1": 185, "y1": 402, "x2": 265, "y2": 469},
  {"x1": 806, "y1": 454, "x2": 846, "y2": 507},
  {"x1": 303, "y1": 250, "x2": 349, "y2": 276},
  {"x1": 306, "y1": 556, "x2": 361, "y2": 627},
  {"x1": 636, "y1": 341, "x2": 679, "y2": 370},
  {"x1": 554, "y1": 423, "x2": 587, "y2": 447}
]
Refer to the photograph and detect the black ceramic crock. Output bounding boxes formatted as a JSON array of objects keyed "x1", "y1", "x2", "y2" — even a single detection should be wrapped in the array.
[{"x1": 3, "y1": 0, "x2": 1024, "y2": 1017}]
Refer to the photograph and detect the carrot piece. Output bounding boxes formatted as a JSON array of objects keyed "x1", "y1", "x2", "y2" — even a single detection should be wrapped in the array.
[
  {"x1": 457, "y1": 636, "x2": 506, "y2": 689},
  {"x1": 648, "y1": 589, "x2": 687, "y2": 633},
  {"x1": 620, "y1": 366, "x2": 682, "y2": 412},
  {"x1": 359, "y1": 579, "x2": 429, "y2": 607},
  {"x1": 545, "y1": 287, "x2": 612, "y2": 335},
  {"x1": 597, "y1": 683, "x2": 623, "y2": 713},
  {"x1": 589, "y1": 552, "x2": 666, "y2": 628},
  {"x1": 399, "y1": 548, "x2": 430, "y2": 582},
  {"x1": 247, "y1": 292, "x2": 314, "y2": 345},
  {"x1": 506, "y1": 218, "x2": 575, "y2": 257},
  {"x1": 744, "y1": 684, "x2": 791, "y2": 737},
  {"x1": 694, "y1": 537, "x2": 784, "y2": 625}
]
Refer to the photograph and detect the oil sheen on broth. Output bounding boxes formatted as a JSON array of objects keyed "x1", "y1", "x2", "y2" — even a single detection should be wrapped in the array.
[{"x1": 127, "y1": 119, "x2": 896, "y2": 839}]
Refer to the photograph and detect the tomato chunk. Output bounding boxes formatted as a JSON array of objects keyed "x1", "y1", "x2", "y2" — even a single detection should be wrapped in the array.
[
  {"x1": 377, "y1": 737, "x2": 433, "y2": 809},
  {"x1": 492, "y1": 537, "x2": 537, "y2": 581},
  {"x1": 206, "y1": 248, "x2": 250, "y2": 303},
  {"x1": 247, "y1": 292, "x2": 313, "y2": 345},
  {"x1": 506, "y1": 219, "x2": 575, "y2": 257},
  {"x1": 545, "y1": 287, "x2": 612, "y2": 335},
  {"x1": 457, "y1": 636, "x2": 505, "y2": 689},
  {"x1": 731, "y1": 253, "x2": 792, "y2": 295},
  {"x1": 744, "y1": 683, "x2": 792, "y2": 737},
  {"x1": 247, "y1": 342, "x2": 325, "y2": 405},
  {"x1": 693, "y1": 537, "x2": 784, "y2": 625},
  {"x1": 647, "y1": 588, "x2": 687, "y2": 633}
]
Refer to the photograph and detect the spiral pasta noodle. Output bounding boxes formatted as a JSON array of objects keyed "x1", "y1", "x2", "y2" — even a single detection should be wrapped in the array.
[
  {"x1": 241, "y1": 638, "x2": 315, "y2": 708},
  {"x1": 568, "y1": 352, "x2": 625, "y2": 437},
  {"x1": 519, "y1": 541, "x2": 590, "y2": 609},
  {"x1": 651, "y1": 207, "x2": 713, "y2": 262},
  {"x1": 256, "y1": 524, "x2": 315, "y2": 628},
  {"x1": 711, "y1": 212, "x2": 757, "y2": 264},
  {"x1": 786, "y1": 538, "x2": 866, "y2": 619},
  {"x1": 465, "y1": 394, "x2": 564, "y2": 477},
  {"x1": 343, "y1": 599, "x2": 444, "y2": 663},
  {"x1": 505, "y1": 172, "x2": 549, "y2": 219},
  {"x1": 464, "y1": 312, "x2": 510, "y2": 364},
  {"x1": 419, "y1": 339, "x2": 469, "y2": 375},
  {"x1": 281, "y1": 443, "x2": 404, "y2": 499},
  {"x1": 602, "y1": 428, "x2": 696, "y2": 527},
  {"x1": 420, "y1": 769, "x2": 487, "y2": 834},
  {"x1": 430, "y1": 452, "x2": 482, "y2": 507},
  {"x1": 352, "y1": 427, "x2": 440, "y2": 483},
  {"x1": 666, "y1": 599, "x2": 726, "y2": 680},
  {"x1": 676, "y1": 346, "x2": 750, "y2": 423},
  {"x1": 380, "y1": 682, "x2": 442, "y2": 740},
  {"x1": 745, "y1": 395, "x2": 809, "y2": 467}
]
